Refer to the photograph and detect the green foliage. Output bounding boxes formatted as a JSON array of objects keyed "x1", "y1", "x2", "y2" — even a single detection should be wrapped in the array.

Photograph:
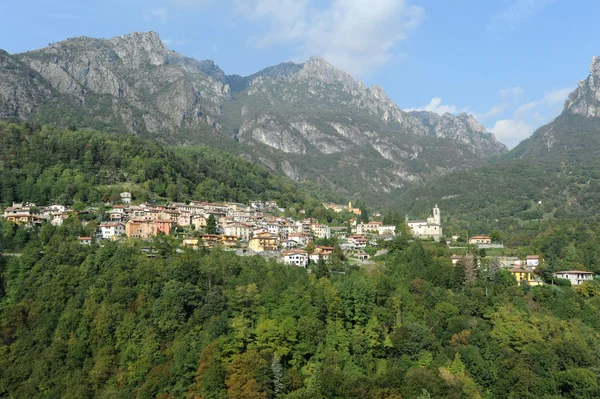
[
  {"x1": 206, "y1": 214, "x2": 217, "y2": 235},
  {"x1": 0, "y1": 121, "x2": 312, "y2": 208},
  {"x1": 2, "y1": 227, "x2": 600, "y2": 398}
]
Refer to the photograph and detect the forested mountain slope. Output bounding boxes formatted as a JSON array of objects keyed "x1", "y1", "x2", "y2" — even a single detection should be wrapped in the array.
[
  {"x1": 393, "y1": 56, "x2": 600, "y2": 241},
  {"x1": 0, "y1": 31, "x2": 506, "y2": 204},
  {"x1": 0, "y1": 121, "x2": 317, "y2": 208}
]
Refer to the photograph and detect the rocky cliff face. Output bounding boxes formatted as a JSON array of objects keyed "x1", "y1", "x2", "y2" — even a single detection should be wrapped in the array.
[
  {"x1": 17, "y1": 32, "x2": 230, "y2": 135},
  {"x1": 564, "y1": 56, "x2": 600, "y2": 117},
  {"x1": 510, "y1": 56, "x2": 600, "y2": 159},
  {"x1": 1, "y1": 31, "x2": 507, "y2": 204},
  {"x1": 0, "y1": 50, "x2": 55, "y2": 120},
  {"x1": 410, "y1": 111, "x2": 507, "y2": 157}
]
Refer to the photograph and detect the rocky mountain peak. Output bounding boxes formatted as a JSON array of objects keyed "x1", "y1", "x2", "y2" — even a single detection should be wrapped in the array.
[
  {"x1": 564, "y1": 56, "x2": 600, "y2": 117},
  {"x1": 108, "y1": 31, "x2": 169, "y2": 67},
  {"x1": 299, "y1": 56, "x2": 355, "y2": 86}
]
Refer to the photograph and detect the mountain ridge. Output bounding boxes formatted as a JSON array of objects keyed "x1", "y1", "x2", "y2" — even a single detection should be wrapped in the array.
[{"x1": 1, "y1": 30, "x2": 506, "y2": 204}]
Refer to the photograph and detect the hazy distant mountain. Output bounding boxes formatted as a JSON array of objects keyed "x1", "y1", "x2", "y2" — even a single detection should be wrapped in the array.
[
  {"x1": 395, "y1": 56, "x2": 600, "y2": 233},
  {"x1": 510, "y1": 56, "x2": 600, "y2": 160},
  {"x1": 0, "y1": 31, "x2": 506, "y2": 203}
]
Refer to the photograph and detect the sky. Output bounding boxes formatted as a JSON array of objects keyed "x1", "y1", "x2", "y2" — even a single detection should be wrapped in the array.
[{"x1": 1, "y1": 0, "x2": 599, "y2": 148}]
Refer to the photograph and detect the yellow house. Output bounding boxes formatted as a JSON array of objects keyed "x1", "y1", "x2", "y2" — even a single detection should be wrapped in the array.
[
  {"x1": 249, "y1": 235, "x2": 279, "y2": 252},
  {"x1": 509, "y1": 267, "x2": 544, "y2": 286}
]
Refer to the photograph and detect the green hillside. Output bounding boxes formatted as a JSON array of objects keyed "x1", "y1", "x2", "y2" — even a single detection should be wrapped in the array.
[
  {"x1": 3, "y1": 221, "x2": 600, "y2": 397},
  {"x1": 0, "y1": 121, "x2": 324, "y2": 208}
]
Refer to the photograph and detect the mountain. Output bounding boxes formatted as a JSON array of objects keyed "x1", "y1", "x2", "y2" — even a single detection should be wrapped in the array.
[
  {"x1": 510, "y1": 56, "x2": 600, "y2": 160},
  {"x1": 409, "y1": 111, "x2": 506, "y2": 158},
  {"x1": 0, "y1": 50, "x2": 56, "y2": 120},
  {"x1": 0, "y1": 31, "x2": 506, "y2": 204},
  {"x1": 394, "y1": 56, "x2": 600, "y2": 240}
]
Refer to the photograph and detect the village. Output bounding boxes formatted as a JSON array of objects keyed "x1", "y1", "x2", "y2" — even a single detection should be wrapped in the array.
[{"x1": 1, "y1": 197, "x2": 593, "y2": 286}]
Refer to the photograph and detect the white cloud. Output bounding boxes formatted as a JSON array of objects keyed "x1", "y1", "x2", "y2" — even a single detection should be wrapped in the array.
[
  {"x1": 488, "y1": 87, "x2": 572, "y2": 148},
  {"x1": 488, "y1": 0, "x2": 555, "y2": 32},
  {"x1": 473, "y1": 103, "x2": 507, "y2": 120},
  {"x1": 490, "y1": 119, "x2": 536, "y2": 148},
  {"x1": 406, "y1": 97, "x2": 458, "y2": 115},
  {"x1": 233, "y1": 0, "x2": 424, "y2": 77},
  {"x1": 499, "y1": 86, "x2": 524, "y2": 98},
  {"x1": 148, "y1": 7, "x2": 168, "y2": 23},
  {"x1": 516, "y1": 87, "x2": 572, "y2": 117}
]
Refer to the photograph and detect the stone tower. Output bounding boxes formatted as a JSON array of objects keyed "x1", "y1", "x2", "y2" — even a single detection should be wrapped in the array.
[{"x1": 433, "y1": 204, "x2": 440, "y2": 225}]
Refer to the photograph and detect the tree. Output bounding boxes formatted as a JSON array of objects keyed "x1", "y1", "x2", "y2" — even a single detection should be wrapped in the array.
[
  {"x1": 206, "y1": 214, "x2": 217, "y2": 234},
  {"x1": 314, "y1": 257, "x2": 330, "y2": 279},
  {"x1": 489, "y1": 230, "x2": 502, "y2": 243}
]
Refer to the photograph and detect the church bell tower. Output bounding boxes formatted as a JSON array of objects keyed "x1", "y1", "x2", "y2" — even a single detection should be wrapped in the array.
[{"x1": 433, "y1": 204, "x2": 440, "y2": 225}]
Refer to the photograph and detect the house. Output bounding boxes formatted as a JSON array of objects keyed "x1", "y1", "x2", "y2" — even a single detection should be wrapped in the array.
[
  {"x1": 192, "y1": 215, "x2": 207, "y2": 230},
  {"x1": 199, "y1": 234, "x2": 221, "y2": 248},
  {"x1": 288, "y1": 232, "x2": 313, "y2": 247},
  {"x1": 509, "y1": 267, "x2": 544, "y2": 286},
  {"x1": 526, "y1": 255, "x2": 540, "y2": 269},
  {"x1": 378, "y1": 225, "x2": 396, "y2": 236},
  {"x1": 178, "y1": 211, "x2": 192, "y2": 227},
  {"x1": 347, "y1": 235, "x2": 368, "y2": 249},
  {"x1": 451, "y1": 255, "x2": 462, "y2": 265},
  {"x1": 182, "y1": 239, "x2": 201, "y2": 250},
  {"x1": 221, "y1": 235, "x2": 239, "y2": 249},
  {"x1": 468, "y1": 236, "x2": 492, "y2": 245},
  {"x1": 309, "y1": 252, "x2": 330, "y2": 263},
  {"x1": 281, "y1": 240, "x2": 299, "y2": 249},
  {"x1": 406, "y1": 205, "x2": 442, "y2": 241},
  {"x1": 120, "y1": 192, "x2": 133, "y2": 204},
  {"x1": 224, "y1": 223, "x2": 251, "y2": 240},
  {"x1": 98, "y1": 222, "x2": 126, "y2": 240},
  {"x1": 330, "y1": 227, "x2": 348, "y2": 240},
  {"x1": 153, "y1": 219, "x2": 174, "y2": 236},
  {"x1": 283, "y1": 250, "x2": 309, "y2": 267},
  {"x1": 357, "y1": 221, "x2": 382, "y2": 235},
  {"x1": 78, "y1": 236, "x2": 92, "y2": 245},
  {"x1": 554, "y1": 270, "x2": 594, "y2": 286},
  {"x1": 314, "y1": 246, "x2": 335, "y2": 255},
  {"x1": 160, "y1": 210, "x2": 180, "y2": 224},
  {"x1": 249, "y1": 235, "x2": 280, "y2": 252},
  {"x1": 310, "y1": 224, "x2": 331, "y2": 239},
  {"x1": 126, "y1": 219, "x2": 152, "y2": 239}
]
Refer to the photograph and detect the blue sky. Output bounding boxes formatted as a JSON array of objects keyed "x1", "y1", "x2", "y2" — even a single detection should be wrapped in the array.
[{"x1": 1, "y1": 0, "x2": 599, "y2": 148}]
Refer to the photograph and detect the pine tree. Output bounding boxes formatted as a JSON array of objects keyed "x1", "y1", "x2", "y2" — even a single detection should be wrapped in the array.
[{"x1": 206, "y1": 214, "x2": 217, "y2": 234}]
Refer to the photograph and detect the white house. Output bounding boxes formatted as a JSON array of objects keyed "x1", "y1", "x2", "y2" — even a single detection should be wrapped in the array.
[
  {"x1": 281, "y1": 240, "x2": 299, "y2": 249},
  {"x1": 283, "y1": 250, "x2": 309, "y2": 267},
  {"x1": 288, "y1": 232, "x2": 313, "y2": 247},
  {"x1": 526, "y1": 255, "x2": 540, "y2": 269},
  {"x1": 224, "y1": 223, "x2": 250, "y2": 240},
  {"x1": 310, "y1": 224, "x2": 331, "y2": 239},
  {"x1": 468, "y1": 236, "x2": 492, "y2": 245},
  {"x1": 554, "y1": 271, "x2": 594, "y2": 286},
  {"x1": 98, "y1": 222, "x2": 125, "y2": 240},
  {"x1": 78, "y1": 236, "x2": 92, "y2": 245},
  {"x1": 310, "y1": 253, "x2": 330, "y2": 263},
  {"x1": 120, "y1": 192, "x2": 133, "y2": 204},
  {"x1": 347, "y1": 235, "x2": 368, "y2": 249}
]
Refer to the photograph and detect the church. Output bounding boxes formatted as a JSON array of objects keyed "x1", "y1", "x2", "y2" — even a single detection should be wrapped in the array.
[{"x1": 405, "y1": 205, "x2": 443, "y2": 241}]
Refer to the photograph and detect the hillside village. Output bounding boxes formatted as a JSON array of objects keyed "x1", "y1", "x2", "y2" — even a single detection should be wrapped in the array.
[{"x1": 2, "y1": 196, "x2": 591, "y2": 286}]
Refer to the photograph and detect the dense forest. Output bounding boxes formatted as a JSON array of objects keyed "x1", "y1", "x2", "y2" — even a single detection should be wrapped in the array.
[
  {"x1": 0, "y1": 121, "x2": 327, "y2": 208},
  {"x1": 2, "y1": 218, "x2": 600, "y2": 398}
]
